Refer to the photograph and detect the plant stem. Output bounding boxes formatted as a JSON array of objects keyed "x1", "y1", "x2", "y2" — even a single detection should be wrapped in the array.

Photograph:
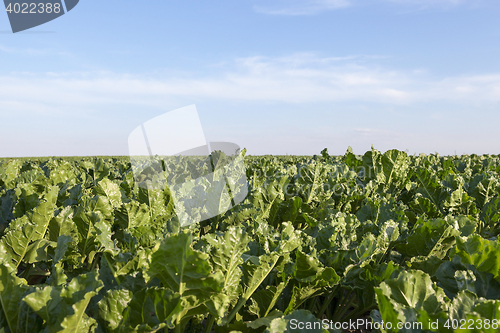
[
  {"x1": 341, "y1": 303, "x2": 378, "y2": 322},
  {"x1": 103, "y1": 252, "x2": 121, "y2": 284},
  {"x1": 204, "y1": 315, "x2": 215, "y2": 333},
  {"x1": 226, "y1": 255, "x2": 280, "y2": 323},
  {"x1": 318, "y1": 285, "x2": 339, "y2": 318},
  {"x1": 333, "y1": 291, "x2": 357, "y2": 322},
  {"x1": 308, "y1": 297, "x2": 318, "y2": 312},
  {"x1": 378, "y1": 245, "x2": 392, "y2": 265},
  {"x1": 89, "y1": 252, "x2": 101, "y2": 272}
]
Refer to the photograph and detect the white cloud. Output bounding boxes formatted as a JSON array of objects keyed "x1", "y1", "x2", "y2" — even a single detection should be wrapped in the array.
[
  {"x1": 381, "y1": 0, "x2": 479, "y2": 13},
  {"x1": 1, "y1": 54, "x2": 500, "y2": 156},
  {"x1": 0, "y1": 44, "x2": 71, "y2": 56},
  {"x1": 253, "y1": 0, "x2": 478, "y2": 15},
  {"x1": 254, "y1": 0, "x2": 351, "y2": 15},
  {"x1": 384, "y1": 0, "x2": 466, "y2": 6},
  {"x1": 1, "y1": 53, "x2": 500, "y2": 117}
]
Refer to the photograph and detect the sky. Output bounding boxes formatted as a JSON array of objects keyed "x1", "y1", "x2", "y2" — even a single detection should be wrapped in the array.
[{"x1": 1, "y1": 0, "x2": 500, "y2": 157}]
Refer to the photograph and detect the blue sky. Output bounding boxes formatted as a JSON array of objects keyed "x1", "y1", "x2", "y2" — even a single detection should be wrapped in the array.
[{"x1": 1, "y1": 0, "x2": 500, "y2": 157}]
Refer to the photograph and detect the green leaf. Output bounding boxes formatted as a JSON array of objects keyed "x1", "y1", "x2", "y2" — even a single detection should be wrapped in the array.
[
  {"x1": 435, "y1": 256, "x2": 500, "y2": 300},
  {"x1": 95, "y1": 219, "x2": 119, "y2": 255},
  {"x1": 281, "y1": 196, "x2": 303, "y2": 225},
  {"x1": 252, "y1": 177, "x2": 288, "y2": 222},
  {"x1": 295, "y1": 162, "x2": 329, "y2": 204},
  {"x1": 1, "y1": 186, "x2": 58, "y2": 267},
  {"x1": 246, "y1": 309, "x2": 284, "y2": 329},
  {"x1": 0, "y1": 160, "x2": 23, "y2": 188},
  {"x1": 443, "y1": 186, "x2": 479, "y2": 217},
  {"x1": 343, "y1": 261, "x2": 402, "y2": 314},
  {"x1": 468, "y1": 173, "x2": 500, "y2": 209},
  {"x1": 0, "y1": 263, "x2": 36, "y2": 333},
  {"x1": 451, "y1": 235, "x2": 500, "y2": 282},
  {"x1": 137, "y1": 186, "x2": 174, "y2": 222},
  {"x1": 119, "y1": 287, "x2": 182, "y2": 331},
  {"x1": 446, "y1": 215, "x2": 477, "y2": 237},
  {"x1": 96, "y1": 178, "x2": 123, "y2": 208},
  {"x1": 115, "y1": 201, "x2": 150, "y2": 230},
  {"x1": 23, "y1": 271, "x2": 103, "y2": 333},
  {"x1": 412, "y1": 167, "x2": 448, "y2": 216},
  {"x1": 148, "y1": 232, "x2": 223, "y2": 296},
  {"x1": 24, "y1": 238, "x2": 57, "y2": 263},
  {"x1": 457, "y1": 299, "x2": 500, "y2": 333},
  {"x1": 98, "y1": 289, "x2": 133, "y2": 331},
  {"x1": 249, "y1": 283, "x2": 287, "y2": 318},
  {"x1": 409, "y1": 195, "x2": 441, "y2": 219},
  {"x1": 0, "y1": 189, "x2": 15, "y2": 234},
  {"x1": 279, "y1": 250, "x2": 339, "y2": 315},
  {"x1": 448, "y1": 290, "x2": 478, "y2": 322},
  {"x1": 13, "y1": 183, "x2": 40, "y2": 218},
  {"x1": 380, "y1": 149, "x2": 411, "y2": 194},
  {"x1": 225, "y1": 252, "x2": 282, "y2": 324},
  {"x1": 204, "y1": 227, "x2": 250, "y2": 316},
  {"x1": 481, "y1": 197, "x2": 500, "y2": 226},
  {"x1": 48, "y1": 206, "x2": 78, "y2": 242},
  {"x1": 408, "y1": 255, "x2": 443, "y2": 277},
  {"x1": 374, "y1": 270, "x2": 449, "y2": 332},
  {"x1": 147, "y1": 232, "x2": 224, "y2": 326},
  {"x1": 397, "y1": 217, "x2": 460, "y2": 259}
]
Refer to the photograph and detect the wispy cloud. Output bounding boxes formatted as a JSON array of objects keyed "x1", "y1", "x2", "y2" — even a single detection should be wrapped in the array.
[
  {"x1": 254, "y1": 0, "x2": 351, "y2": 16},
  {"x1": 254, "y1": 0, "x2": 476, "y2": 15},
  {"x1": 384, "y1": 0, "x2": 467, "y2": 7},
  {"x1": 382, "y1": 0, "x2": 473, "y2": 13},
  {"x1": 1, "y1": 53, "x2": 500, "y2": 116},
  {"x1": 0, "y1": 43, "x2": 72, "y2": 56},
  {"x1": 1, "y1": 53, "x2": 499, "y2": 156}
]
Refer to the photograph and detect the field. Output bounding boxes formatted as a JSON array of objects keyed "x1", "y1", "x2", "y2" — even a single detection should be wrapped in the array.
[{"x1": 1, "y1": 148, "x2": 500, "y2": 333}]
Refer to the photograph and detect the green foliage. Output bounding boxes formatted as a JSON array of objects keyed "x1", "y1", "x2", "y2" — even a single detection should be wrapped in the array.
[{"x1": 1, "y1": 150, "x2": 500, "y2": 332}]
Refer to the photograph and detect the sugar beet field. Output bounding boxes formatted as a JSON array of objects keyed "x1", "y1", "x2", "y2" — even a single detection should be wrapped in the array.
[{"x1": 1, "y1": 148, "x2": 500, "y2": 333}]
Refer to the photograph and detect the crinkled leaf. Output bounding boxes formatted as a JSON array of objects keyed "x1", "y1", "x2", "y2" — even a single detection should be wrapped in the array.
[
  {"x1": 375, "y1": 270, "x2": 449, "y2": 332},
  {"x1": 98, "y1": 289, "x2": 133, "y2": 330},
  {"x1": 0, "y1": 263, "x2": 38, "y2": 333},
  {"x1": 451, "y1": 235, "x2": 500, "y2": 282},
  {"x1": 1, "y1": 186, "x2": 58, "y2": 267},
  {"x1": 397, "y1": 217, "x2": 460, "y2": 259},
  {"x1": 23, "y1": 271, "x2": 103, "y2": 333}
]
